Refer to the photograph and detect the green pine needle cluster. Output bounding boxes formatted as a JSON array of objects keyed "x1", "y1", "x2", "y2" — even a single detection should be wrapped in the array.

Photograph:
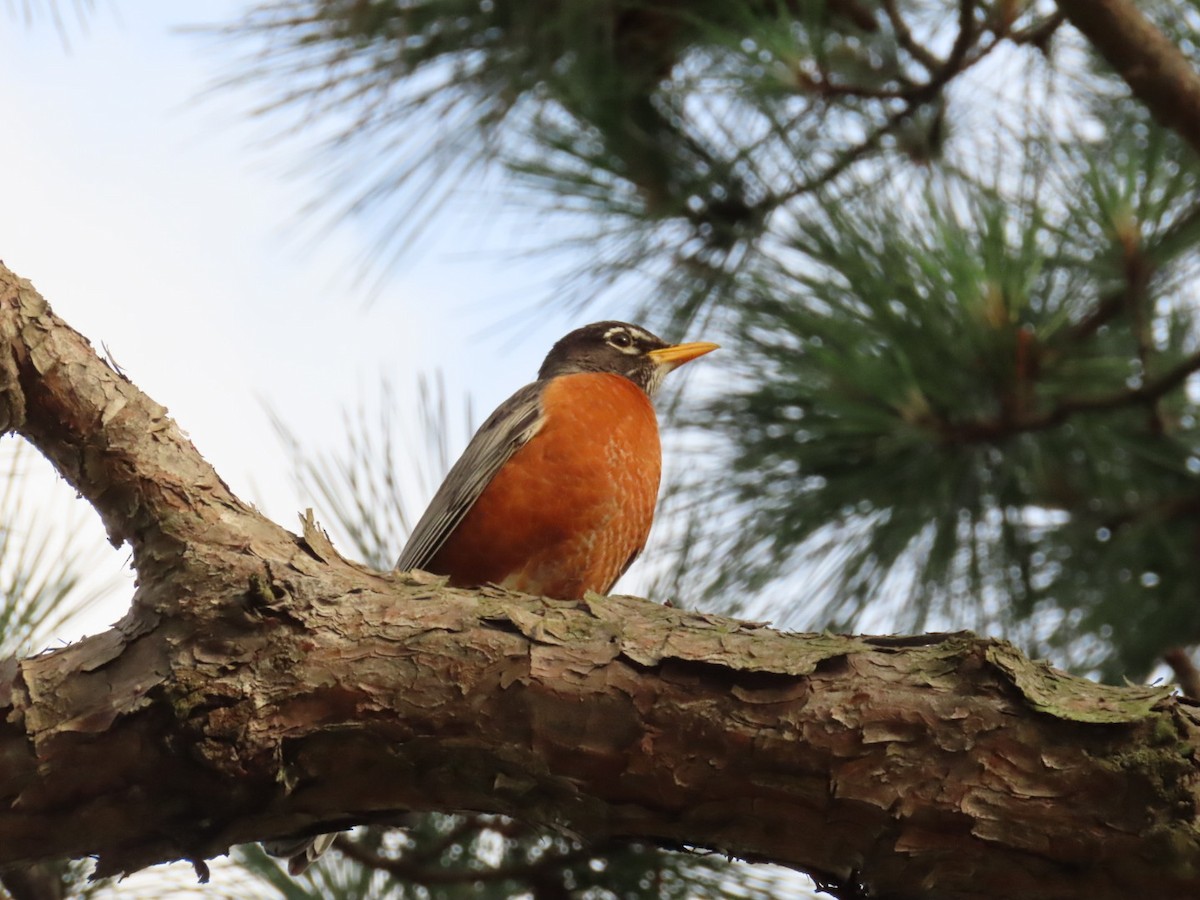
[{"x1": 706, "y1": 121, "x2": 1200, "y2": 678}]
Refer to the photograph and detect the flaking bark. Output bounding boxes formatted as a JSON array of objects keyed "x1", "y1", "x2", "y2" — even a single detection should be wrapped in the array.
[{"x1": 1, "y1": 263, "x2": 1199, "y2": 899}]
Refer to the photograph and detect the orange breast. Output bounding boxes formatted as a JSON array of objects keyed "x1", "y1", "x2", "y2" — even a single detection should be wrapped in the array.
[{"x1": 427, "y1": 372, "x2": 661, "y2": 599}]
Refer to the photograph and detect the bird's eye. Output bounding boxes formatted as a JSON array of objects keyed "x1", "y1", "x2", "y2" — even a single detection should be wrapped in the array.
[{"x1": 608, "y1": 331, "x2": 633, "y2": 349}]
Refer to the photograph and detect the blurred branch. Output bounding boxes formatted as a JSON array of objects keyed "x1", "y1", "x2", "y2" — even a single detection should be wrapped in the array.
[
  {"x1": 881, "y1": 0, "x2": 939, "y2": 72},
  {"x1": 897, "y1": 0, "x2": 984, "y2": 105},
  {"x1": 1009, "y1": 10, "x2": 1065, "y2": 50},
  {"x1": 0, "y1": 861, "x2": 65, "y2": 900},
  {"x1": 765, "y1": 0, "x2": 991, "y2": 209},
  {"x1": 1101, "y1": 494, "x2": 1200, "y2": 533},
  {"x1": 1056, "y1": 0, "x2": 1200, "y2": 156},
  {"x1": 404, "y1": 817, "x2": 483, "y2": 866},
  {"x1": 1058, "y1": 289, "x2": 1128, "y2": 345},
  {"x1": 1165, "y1": 648, "x2": 1200, "y2": 699},
  {"x1": 1058, "y1": 196, "x2": 1200, "y2": 344},
  {"x1": 940, "y1": 0, "x2": 978, "y2": 90},
  {"x1": 940, "y1": 348, "x2": 1200, "y2": 443},
  {"x1": 6, "y1": 0, "x2": 97, "y2": 44}
]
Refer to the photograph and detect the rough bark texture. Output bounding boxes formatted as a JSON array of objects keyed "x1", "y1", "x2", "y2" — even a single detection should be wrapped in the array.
[
  {"x1": 1, "y1": 262, "x2": 1200, "y2": 899},
  {"x1": 1056, "y1": 0, "x2": 1200, "y2": 157}
]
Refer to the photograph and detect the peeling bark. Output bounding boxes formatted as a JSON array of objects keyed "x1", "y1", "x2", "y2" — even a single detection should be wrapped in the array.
[{"x1": 1, "y1": 263, "x2": 1199, "y2": 899}]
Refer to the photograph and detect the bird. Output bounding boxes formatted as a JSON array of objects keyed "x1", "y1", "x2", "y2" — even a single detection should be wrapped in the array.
[
  {"x1": 264, "y1": 320, "x2": 716, "y2": 874},
  {"x1": 397, "y1": 320, "x2": 719, "y2": 599}
]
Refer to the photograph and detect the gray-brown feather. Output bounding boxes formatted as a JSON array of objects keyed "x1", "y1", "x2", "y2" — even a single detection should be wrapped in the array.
[
  {"x1": 395, "y1": 382, "x2": 545, "y2": 572},
  {"x1": 396, "y1": 321, "x2": 669, "y2": 572}
]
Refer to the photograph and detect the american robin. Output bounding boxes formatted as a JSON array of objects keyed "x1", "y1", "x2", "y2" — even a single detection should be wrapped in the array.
[
  {"x1": 396, "y1": 320, "x2": 718, "y2": 598},
  {"x1": 266, "y1": 320, "x2": 716, "y2": 873}
]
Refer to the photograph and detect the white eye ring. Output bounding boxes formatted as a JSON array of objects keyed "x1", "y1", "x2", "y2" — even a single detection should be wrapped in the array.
[
  {"x1": 608, "y1": 331, "x2": 633, "y2": 348},
  {"x1": 603, "y1": 325, "x2": 651, "y2": 354}
]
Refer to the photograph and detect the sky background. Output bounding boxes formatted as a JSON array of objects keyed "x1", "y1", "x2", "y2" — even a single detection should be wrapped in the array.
[
  {"x1": 0, "y1": 4, "x2": 723, "y2": 893},
  {"x1": 0, "y1": 0, "x2": 665, "y2": 632}
]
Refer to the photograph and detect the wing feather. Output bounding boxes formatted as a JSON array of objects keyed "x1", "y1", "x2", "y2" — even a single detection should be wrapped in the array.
[{"x1": 395, "y1": 381, "x2": 545, "y2": 573}]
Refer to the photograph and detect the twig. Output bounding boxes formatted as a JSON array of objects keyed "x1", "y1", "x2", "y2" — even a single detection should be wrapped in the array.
[
  {"x1": 1009, "y1": 11, "x2": 1065, "y2": 50},
  {"x1": 942, "y1": 0, "x2": 979, "y2": 87},
  {"x1": 766, "y1": 0, "x2": 988, "y2": 208},
  {"x1": 881, "y1": 0, "x2": 940, "y2": 72},
  {"x1": 941, "y1": 348, "x2": 1200, "y2": 443},
  {"x1": 1059, "y1": 290, "x2": 1127, "y2": 345}
]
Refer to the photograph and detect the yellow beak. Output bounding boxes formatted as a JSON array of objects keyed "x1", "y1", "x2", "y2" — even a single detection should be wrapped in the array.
[{"x1": 647, "y1": 341, "x2": 720, "y2": 370}]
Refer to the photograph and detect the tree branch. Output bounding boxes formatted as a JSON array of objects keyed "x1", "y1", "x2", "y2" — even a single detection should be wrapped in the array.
[
  {"x1": 881, "y1": 0, "x2": 940, "y2": 73},
  {"x1": 764, "y1": 0, "x2": 993, "y2": 209},
  {"x1": 938, "y1": 348, "x2": 1200, "y2": 443},
  {"x1": 1165, "y1": 649, "x2": 1200, "y2": 700},
  {"x1": 1, "y1": 263, "x2": 1200, "y2": 900},
  {"x1": 1055, "y1": 0, "x2": 1200, "y2": 156},
  {"x1": 1009, "y1": 11, "x2": 1065, "y2": 51}
]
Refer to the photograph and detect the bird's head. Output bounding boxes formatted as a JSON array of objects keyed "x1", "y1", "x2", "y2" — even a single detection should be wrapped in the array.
[{"x1": 538, "y1": 321, "x2": 718, "y2": 396}]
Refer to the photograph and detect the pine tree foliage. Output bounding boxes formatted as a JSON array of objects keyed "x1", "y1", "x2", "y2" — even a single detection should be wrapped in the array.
[
  {"x1": 270, "y1": 377, "x2": 468, "y2": 571},
  {"x1": 0, "y1": 443, "x2": 130, "y2": 899},
  {"x1": 699, "y1": 45, "x2": 1200, "y2": 681},
  {"x1": 706, "y1": 120, "x2": 1200, "y2": 679},
  {"x1": 6, "y1": 0, "x2": 95, "y2": 28},
  {"x1": 0, "y1": 443, "x2": 116, "y2": 659}
]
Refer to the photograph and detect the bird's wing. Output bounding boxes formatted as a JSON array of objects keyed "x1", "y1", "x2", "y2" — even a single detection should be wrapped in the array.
[{"x1": 396, "y1": 381, "x2": 546, "y2": 573}]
